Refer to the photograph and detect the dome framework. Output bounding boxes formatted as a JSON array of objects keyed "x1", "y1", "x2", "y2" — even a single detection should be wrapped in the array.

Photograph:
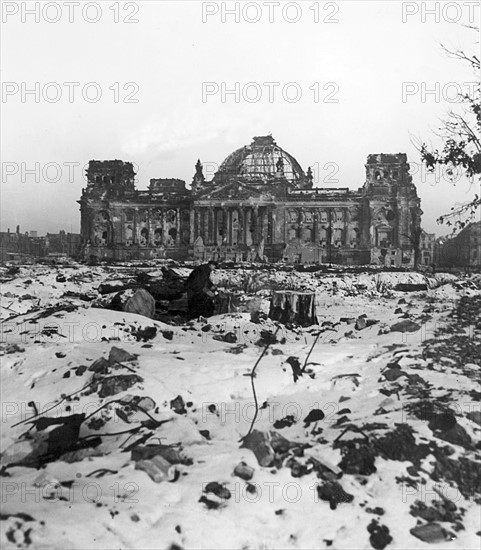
[{"x1": 215, "y1": 135, "x2": 307, "y2": 187}]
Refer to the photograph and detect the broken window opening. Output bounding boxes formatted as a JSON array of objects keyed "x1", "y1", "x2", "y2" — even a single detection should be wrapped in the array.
[
  {"x1": 140, "y1": 228, "x2": 149, "y2": 246},
  {"x1": 154, "y1": 228, "x2": 162, "y2": 246},
  {"x1": 168, "y1": 227, "x2": 177, "y2": 244}
]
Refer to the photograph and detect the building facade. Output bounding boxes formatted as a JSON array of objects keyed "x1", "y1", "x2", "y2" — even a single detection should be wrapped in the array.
[
  {"x1": 79, "y1": 135, "x2": 422, "y2": 265},
  {"x1": 420, "y1": 230, "x2": 436, "y2": 266},
  {"x1": 438, "y1": 221, "x2": 481, "y2": 268}
]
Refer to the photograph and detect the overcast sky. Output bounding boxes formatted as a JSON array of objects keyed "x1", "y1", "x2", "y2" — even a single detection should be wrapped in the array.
[{"x1": 1, "y1": 0, "x2": 480, "y2": 235}]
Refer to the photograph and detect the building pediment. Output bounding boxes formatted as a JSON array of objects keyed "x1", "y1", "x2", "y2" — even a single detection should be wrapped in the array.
[{"x1": 195, "y1": 180, "x2": 285, "y2": 201}]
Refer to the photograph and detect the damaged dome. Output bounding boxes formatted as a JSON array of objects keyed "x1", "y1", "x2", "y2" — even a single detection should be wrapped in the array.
[{"x1": 215, "y1": 135, "x2": 306, "y2": 186}]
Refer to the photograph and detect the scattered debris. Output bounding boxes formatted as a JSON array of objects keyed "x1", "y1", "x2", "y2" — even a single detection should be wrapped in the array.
[
  {"x1": 367, "y1": 520, "x2": 393, "y2": 550},
  {"x1": 410, "y1": 522, "x2": 455, "y2": 543},
  {"x1": 234, "y1": 462, "x2": 254, "y2": 480}
]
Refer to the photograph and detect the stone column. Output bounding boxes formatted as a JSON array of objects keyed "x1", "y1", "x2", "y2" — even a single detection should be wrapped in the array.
[
  {"x1": 189, "y1": 208, "x2": 195, "y2": 245},
  {"x1": 162, "y1": 210, "x2": 167, "y2": 245},
  {"x1": 197, "y1": 209, "x2": 201, "y2": 243},
  {"x1": 238, "y1": 206, "x2": 244, "y2": 245},
  {"x1": 212, "y1": 208, "x2": 219, "y2": 246},
  {"x1": 224, "y1": 208, "x2": 229, "y2": 245},
  {"x1": 133, "y1": 210, "x2": 137, "y2": 244},
  {"x1": 271, "y1": 208, "x2": 277, "y2": 244},
  {"x1": 253, "y1": 206, "x2": 259, "y2": 244},
  {"x1": 208, "y1": 207, "x2": 214, "y2": 245},
  {"x1": 313, "y1": 211, "x2": 319, "y2": 243},
  {"x1": 176, "y1": 208, "x2": 181, "y2": 245}
]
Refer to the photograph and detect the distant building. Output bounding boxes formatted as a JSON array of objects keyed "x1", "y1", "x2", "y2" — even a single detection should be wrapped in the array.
[
  {"x1": 79, "y1": 135, "x2": 423, "y2": 265},
  {"x1": 439, "y1": 221, "x2": 481, "y2": 268},
  {"x1": 45, "y1": 230, "x2": 82, "y2": 257},
  {"x1": 0, "y1": 228, "x2": 81, "y2": 263},
  {"x1": 420, "y1": 230, "x2": 436, "y2": 266}
]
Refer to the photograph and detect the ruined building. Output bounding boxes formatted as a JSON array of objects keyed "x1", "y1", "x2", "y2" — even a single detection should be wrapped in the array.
[{"x1": 79, "y1": 135, "x2": 422, "y2": 265}]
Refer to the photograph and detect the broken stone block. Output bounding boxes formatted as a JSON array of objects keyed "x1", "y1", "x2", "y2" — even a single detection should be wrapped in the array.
[
  {"x1": 390, "y1": 320, "x2": 421, "y2": 333},
  {"x1": 383, "y1": 368, "x2": 407, "y2": 382},
  {"x1": 286, "y1": 457, "x2": 311, "y2": 478},
  {"x1": 304, "y1": 409, "x2": 325, "y2": 427},
  {"x1": 131, "y1": 444, "x2": 192, "y2": 466},
  {"x1": 467, "y1": 411, "x2": 481, "y2": 426},
  {"x1": 109, "y1": 346, "x2": 137, "y2": 365},
  {"x1": 75, "y1": 365, "x2": 87, "y2": 376},
  {"x1": 123, "y1": 288, "x2": 156, "y2": 319},
  {"x1": 135, "y1": 454, "x2": 177, "y2": 483},
  {"x1": 198, "y1": 495, "x2": 223, "y2": 510},
  {"x1": 99, "y1": 278, "x2": 136, "y2": 295},
  {"x1": 366, "y1": 507, "x2": 385, "y2": 516},
  {"x1": 395, "y1": 283, "x2": 428, "y2": 292},
  {"x1": 427, "y1": 412, "x2": 457, "y2": 432},
  {"x1": 304, "y1": 450, "x2": 342, "y2": 479},
  {"x1": 355, "y1": 317, "x2": 367, "y2": 330},
  {"x1": 204, "y1": 481, "x2": 231, "y2": 500},
  {"x1": 316, "y1": 480, "x2": 354, "y2": 509},
  {"x1": 234, "y1": 461, "x2": 254, "y2": 481},
  {"x1": 250, "y1": 310, "x2": 268, "y2": 324},
  {"x1": 131, "y1": 326, "x2": 158, "y2": 342},
  {"x1": 5, "y1": 343, "x2": 25, "y2": 354},
  {"x1": 98, "y1": 374, "x2": 143, "y2": 398},
  {"x1": 273, "y1": 415, "x2": 297, "y2": 429},
  {"x1": 337, "y1": 440, "x2": 377, "y2": 476},
  {"x1": 410, "y1": 523, "x2": 453, "y2": 543},
  {"x1": 213, "y1": 332, "x2": 237, "y2": 343},
  {"x1": 241, "y1": 430, "x2": 275, "y2": 467},
  {"x1": 434, "y1": 424, "x2": 472, "y2": 448},
  {"x1": 120, "y1": 394, "x2": 156, "y2": 413},
  {"x1": 170, "y1": 395, "x2": 186, "y2": 415},
  {"x1": 269, "y1": 431, "x2": 293, "y2": 453},
  {"x1": 92, "y1": 288, "x2": 135, "y2": 311},
  {"x1": 340, "y1": 317, "x2": 356, "y2": 324},
  {"x1": 367, "y1": 520, "x2": 392, "y2": 550},
  {"x1": 88, "y1": 357, "x2": 110, "y2": 374}
]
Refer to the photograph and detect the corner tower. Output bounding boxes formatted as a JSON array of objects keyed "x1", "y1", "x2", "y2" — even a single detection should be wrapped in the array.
[{"x1": 363, "y1": 153, "x2": 422, "y2": 265}]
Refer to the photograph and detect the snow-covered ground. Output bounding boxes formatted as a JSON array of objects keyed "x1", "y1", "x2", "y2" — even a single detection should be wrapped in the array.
[{"x1": 1, "y1": 265, "x2": 480, "y2": 549}]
